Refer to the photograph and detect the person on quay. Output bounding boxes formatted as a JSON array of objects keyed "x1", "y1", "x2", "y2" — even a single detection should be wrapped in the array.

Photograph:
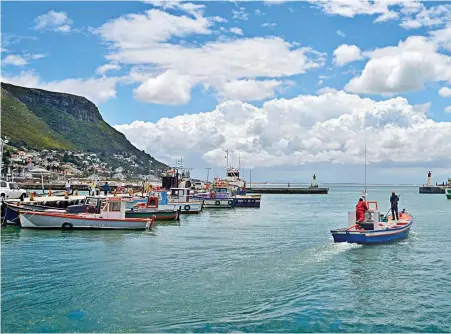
[
  {"x1": 65, "y1": 179, "x2": 71, "y2": 194},
  {"x1": 356, "y1": 198, "x2": 368, "y2": 225},
  {"x1": 390, "y1": 191, "x2": 399, "y2": 220},
  {"x1": 102, "y1": 182, "x2": 111, "y2": 196}
]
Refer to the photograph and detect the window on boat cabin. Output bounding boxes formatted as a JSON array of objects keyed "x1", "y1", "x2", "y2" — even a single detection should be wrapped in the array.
[
  {"x1": 110, "y1": 201, "x2": 121, "y2": 212},
  {"x1": 86, "y1": 198, "x2": 99, "y2": 207},
  {"x1": 0, "y1": 181, "x2": 6, "y2": 188},
  {"x1": 171, "y1": 189, "x2": 179, "y2": 196},
  {"x1": 9, "y1": 183, "x2": 18, "y2": 189},
  {"x1": 216, "y1": 188, "x2": 228, "y2": 193}
]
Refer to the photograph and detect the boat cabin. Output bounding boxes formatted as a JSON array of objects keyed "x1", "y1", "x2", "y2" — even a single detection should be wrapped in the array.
[
  {"x1": 169, "y1": 188, "x2": 191, "y2": 203},
  {"x1": 348, "y1": 200, "x2": 381, "y2": 230},
  {"x1": 97, "y1": 198, "x2": 132, "y2": 219}
]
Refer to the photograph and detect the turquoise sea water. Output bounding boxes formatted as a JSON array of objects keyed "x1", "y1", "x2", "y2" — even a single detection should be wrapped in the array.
[{"x1": 2, "y1": 185, "x2": 450, "y2": 332}]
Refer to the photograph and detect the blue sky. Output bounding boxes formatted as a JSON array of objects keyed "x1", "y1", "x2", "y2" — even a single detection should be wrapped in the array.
[{"x1": 2, "y1": 1, "x2": 451, "y2": 183}]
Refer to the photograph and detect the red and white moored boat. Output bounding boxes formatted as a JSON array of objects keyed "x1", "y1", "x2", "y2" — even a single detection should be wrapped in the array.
[{"x1": 19, "y1": 197, "x2": 154, "y2": 230}]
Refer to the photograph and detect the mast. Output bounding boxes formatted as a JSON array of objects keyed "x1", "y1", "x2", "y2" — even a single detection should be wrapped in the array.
[
  {"x1": 364, "y1": 140, "x2": 367, "y2": 198},
  {"x1": 225, "y1": 149, "x2": 229, "y2": 170}
]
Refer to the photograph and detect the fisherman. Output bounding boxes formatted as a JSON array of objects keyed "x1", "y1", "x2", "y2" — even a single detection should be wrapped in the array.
[
  {"x1": 102, "y1": 182, "x2": 111, "y2": 196},
  {"x1": 390, "y1": 191, "x2": 399, "y2": 220},
  {"x1": 90, "y1": 182, "x2": 96, "y2": 196},
  {"x1": 356, "y1": 198, "x2": 368, "y2": 225}
]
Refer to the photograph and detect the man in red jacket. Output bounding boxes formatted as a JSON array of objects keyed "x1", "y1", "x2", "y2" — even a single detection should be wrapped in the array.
[{"x1": 356, "y1": 198, "x2": 368, "y2": 224}]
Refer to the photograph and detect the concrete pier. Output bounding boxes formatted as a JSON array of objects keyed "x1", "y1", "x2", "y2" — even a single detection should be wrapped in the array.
[{"x1": 246, "y1": 187, "x2": 329, "y2": 194}]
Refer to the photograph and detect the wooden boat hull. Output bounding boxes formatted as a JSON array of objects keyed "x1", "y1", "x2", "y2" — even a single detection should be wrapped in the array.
[
  {"x1": 19, "y1": 211, "x2": 152, "y2": 230},
  {"x1": 126, "y1": 209, "x2": 180, "y2": 221},
  {"x1": 331, "y1": 217, "x2": 414, "y2": 244}
]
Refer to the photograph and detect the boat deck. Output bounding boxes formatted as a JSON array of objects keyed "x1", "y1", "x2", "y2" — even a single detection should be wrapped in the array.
[{"x1": 347, "y1": 213, "x2": 412, "y2": 232}]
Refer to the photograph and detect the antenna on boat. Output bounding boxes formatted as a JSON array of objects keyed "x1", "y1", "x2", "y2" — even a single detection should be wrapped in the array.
[
  {"x1": 225, "y1": 149, "x2": 229, "y2": 169},
  {"x1": 238, "y1": 152, "x2": 241, "y2": 171},
  {"x1": 364, "y1": 140, "x2": 367, "y2": 199}
]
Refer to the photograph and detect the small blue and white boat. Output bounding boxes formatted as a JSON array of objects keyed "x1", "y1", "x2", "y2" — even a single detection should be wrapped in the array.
[{"x1": 331, "y1": 201, "x2": 414, "y2": 244}]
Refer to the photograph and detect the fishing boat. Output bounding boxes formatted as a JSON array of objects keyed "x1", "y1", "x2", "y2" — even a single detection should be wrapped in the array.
[
  {"x1": 330, "y1": 142, "x2": 414, "y2": 244},
  {"x1": 19, "y1": 197, "x2": 154, "y2": 230},
  {"x1": 1, "y1": 201, "x2": 65, "y2": 225},
  {"x1": 166, "y1": 188, "x2": 203, "y2": 213},
  {"x1": 194, "y1": 184, "x2": 235, "y2": 209},
  {"x1": 445, "y1": 178, "x2": 451, "y2": 199},
  {"x1": 330, "y1": 201, "x2": 414, "y2": 244},
  {"x1": 126, "y1": 195, "x2": 181, "y2": 221}
]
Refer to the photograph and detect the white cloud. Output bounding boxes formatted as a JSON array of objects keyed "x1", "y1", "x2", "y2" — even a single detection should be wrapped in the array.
[
  {"x1": 2, "y1": 53, "x2": 47, "y2": 67},
  {"x1": 114, "y1": 90, "x2": 451, "y2": 169},
  {"x1": 445, "y1": 106, "x2": 451, "y2": 113},
  {"x1": 439, "y1": 87, "x2": 451, "y2": 97},
  {"x1": 2, "y1": 55, "x2": 28, "y2": 66},
  {"x1": 0, "y1": 48, "x2": 9, "y2": 53},
  {"x1": 218, "y1": 79, "x2": 282, "y2": 101},
  {"x1": 94, "y1": 9, "x2": 212, "y2": 48},
  {"x1": 133, "y1": 70, "x2": 193, "y2": 105},
  {"x1": 232, "y1": 7, "x2": 248, "y2": 21},
  {"x1": 333, "y1": 44, "x2": 363, "y2": 66},
  {"x1": 336, "y1": 30, "x2": 346, "y2": 37},
  {"x1": 1, "y1": 70, "x2": 119, "y2": 104},
  {"x1": 400, "y1": 4, "x2": 451, "y2": 30},
  {"x1": 106, "y1": 35, "x2": 325, "y2": 104},
  {"x1": 430, "y1": 25, "x2": 451, "y2": 52},
  {"x1": 229, "y1": 27, "x2": 243, "y2": 36},
  {"x1": 34, "y1": 10, "x2": 73, "y2": 33},
  {"x1": 96, "y1": 63, "x2": 121, "y2": 76},
  {"x1": 255, "y1": 9, "x2": 262, "y2": 16},
  {"x1": 262, "y1": 22, "x2": 277, "y2": 28},
  {"x1": 345, "y1": 36, "x2": 451, "y2": 95},
  {"x1": 309, "y1": 0, "x2": 401, "y2": 22}
]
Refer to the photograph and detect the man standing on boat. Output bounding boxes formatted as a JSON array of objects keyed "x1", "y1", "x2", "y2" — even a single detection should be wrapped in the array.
[
  {"x1": 65, "y1": 179, "x2": 71, "y2": 194},
  {"x1": 102, "y1": 182, "x2": 111, "y2": 196},
  {"x1": 356, "y1": 198, "x2": 368, "y2": 224},
  {"x1": 390, "y1": 191, "x2": 399, "y2": 220}
]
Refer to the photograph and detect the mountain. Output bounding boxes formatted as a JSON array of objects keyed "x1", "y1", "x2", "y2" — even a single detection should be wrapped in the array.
[{"x1": 1, "y1": 82, "x2": 167, "y2": 172}]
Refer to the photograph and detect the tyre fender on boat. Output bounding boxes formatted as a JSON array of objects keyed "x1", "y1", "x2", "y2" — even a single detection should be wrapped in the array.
[
  {"x1": 227, "y1": 200, "x2": 233, "y2": 205},
  {"x1": 62, "y1": 222, "x2": 73, "y2": 229},
  {"x1": 184, "y1": 205, "x2": 190, "y2": 211},
  {"x1": 215, "y1": 200, "x2": 220, "y2": 206}
]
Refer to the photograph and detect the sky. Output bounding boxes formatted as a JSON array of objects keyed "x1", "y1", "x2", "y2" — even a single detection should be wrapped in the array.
[{"x1": 1, "y1": 0, "x2": 451, "y2": 184}]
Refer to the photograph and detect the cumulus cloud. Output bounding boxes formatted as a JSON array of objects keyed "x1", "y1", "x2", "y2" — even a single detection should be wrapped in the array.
[
  {"x1": 232, "y1": 7, "x2": 248, "y2": 21},
  {"x1": 336, "y1": 30, "x2": 346, "y2": 37},
  {"x1": 114, "y1": 90, "x2": 451, "y2": 169},
  {"x1": 218, "y1": 79, "x2": 282, "y2": 101},
  {"x1": 133, "y1": 70, "x2": 193, "y2": 105},
  {"x1": 400, "y1": 3, "x2": 451, "y2": 29},
  {"x1": 333, "y1": 44, "x2": 363, "y2": 66},
  {"x1": 1, "y1": 70, "x2": 119, "y2": 104},
  {"x1": 34, "y1": 10, "x2": 73, "y2": 33},
  {"x1": 439, "y1": 86, "x2": 451, "y2": 97},
  {"x1": 96, "y1": 63, "x2": 121, "y2": 76},
  {"x1": 2, "y1": 55, "x2": 28, "y2": 66},
  {"x1": 229, "y1": 27, "x2": 243, "y2": 35},
  {"x1": 2, "y1": 53, "x2": 47, "y2": 67},
  {"x1": 345, "y1": 36, "x2": 451, "y2": 95}
]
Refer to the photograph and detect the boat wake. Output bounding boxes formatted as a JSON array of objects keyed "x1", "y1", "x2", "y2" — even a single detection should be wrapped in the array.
[{"x1": 297, "y1": 242, "x2": 361, "y2": 266}]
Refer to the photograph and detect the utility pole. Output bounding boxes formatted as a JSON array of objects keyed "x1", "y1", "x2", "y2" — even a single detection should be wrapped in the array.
[
  {"x1": 250, "y1": 169, "x2": 252, "y2": 188},
  {"x1": 205, "y1": 167, "x2": 211, "y2": 183}
]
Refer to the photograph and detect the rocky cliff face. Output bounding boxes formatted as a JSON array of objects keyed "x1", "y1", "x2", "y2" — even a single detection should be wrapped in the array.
[
  {"x1": 1, "y1": 83, "x2": 102, "y2": 123},
  {"x1": 1, "y1": 82, "x2": 168, "y2": 171}
]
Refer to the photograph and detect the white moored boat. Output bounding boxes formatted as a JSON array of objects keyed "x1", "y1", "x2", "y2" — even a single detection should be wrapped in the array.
[{"x1": 19, "y1": 197, "x2": 154, "y2": 230}]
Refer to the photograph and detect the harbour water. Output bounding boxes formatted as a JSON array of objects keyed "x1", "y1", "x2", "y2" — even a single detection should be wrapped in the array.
[{"x1": 2, "y1": 185, "x2": 450, "y2": 332}]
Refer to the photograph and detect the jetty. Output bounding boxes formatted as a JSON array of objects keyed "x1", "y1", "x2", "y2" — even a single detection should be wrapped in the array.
[
  {"x1": 419, "y1": 171, "x2": 448, "y2": 194},
  {"x1": 246, "y1": 174, "x2": 329, "y2": 194}
]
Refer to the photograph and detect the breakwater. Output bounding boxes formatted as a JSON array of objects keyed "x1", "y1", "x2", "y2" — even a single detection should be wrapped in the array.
[{"x1": 246, "y1": 187, "x2": 329, "y2": 194}]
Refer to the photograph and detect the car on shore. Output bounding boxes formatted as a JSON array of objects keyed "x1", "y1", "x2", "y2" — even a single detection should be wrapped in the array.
[{"x1": 0, "y1": 181, "x2": 27, "y2": 201}]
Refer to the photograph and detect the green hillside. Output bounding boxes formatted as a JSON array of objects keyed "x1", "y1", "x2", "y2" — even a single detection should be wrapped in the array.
[
  {"x1": 1, "y1": 93, "x2": 74, "y2": 150},
  {"x1": 1, "y1": 82, "x2": 167, "y2": 171}
]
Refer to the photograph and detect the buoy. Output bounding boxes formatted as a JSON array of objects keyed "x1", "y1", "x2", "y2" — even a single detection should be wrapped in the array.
[
  {"x1": 30, "y1": 192, "x2": 35, "y2": 201},
  {"x1": 64, "y1": 191, "x2": 69, "y2": 199},
  {"x1": 48, "y1": 189, "x2": 52, "y2": 196},
  {"x1": 129, "y1": 188, "x2": 134, "y2": 196},
  {"x1": 74, "y1": 190, "x2": 78, "y2": 196},
  {"x1": 113, "y1": 189, "x2": 117, "y2": 196}
]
